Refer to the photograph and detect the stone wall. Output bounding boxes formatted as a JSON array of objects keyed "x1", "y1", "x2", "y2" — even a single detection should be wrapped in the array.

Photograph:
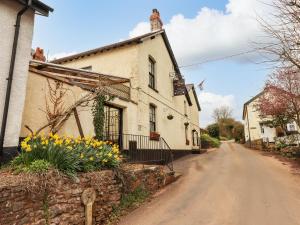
[
  {"x1": 0, "y1": 165, "x2": 167, "y2": 225},
  {"x1": 245, "y1": 139, "x2": 264, "y2": 150}
]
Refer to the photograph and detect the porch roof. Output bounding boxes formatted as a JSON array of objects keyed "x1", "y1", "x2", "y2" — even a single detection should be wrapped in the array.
[{"x1": 29, "y1": 60, "x2": 131, "y2": 101}]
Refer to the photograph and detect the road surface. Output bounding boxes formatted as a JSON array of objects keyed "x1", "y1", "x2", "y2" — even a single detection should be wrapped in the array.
[{"x1": 118, "y1": 142, "x2": 300, "y2": 225}]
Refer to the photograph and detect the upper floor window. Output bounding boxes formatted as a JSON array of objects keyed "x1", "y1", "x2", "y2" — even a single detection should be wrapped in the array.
[
  {"x1": 149, "y1": 104, "x2": 156, "y2": 132},
  {"x1": 148, "y1": 57, "x2": 156, "y2": 90}
]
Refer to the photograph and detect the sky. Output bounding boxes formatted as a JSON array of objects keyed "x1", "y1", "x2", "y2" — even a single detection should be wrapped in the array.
[{"x1": 32, "y1": 0, "x2": 273, "y2": 127}]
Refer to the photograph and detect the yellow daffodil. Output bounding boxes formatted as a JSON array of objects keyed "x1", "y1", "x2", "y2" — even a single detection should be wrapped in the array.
[
  {"x1": 54, "y1": 139, "x2": 63, "y2": 146},
  {"x1": 80, "y1": 153, "x2": 84, "y2": 159},
  {"x1": 65, "y1": 138, "x2": 71, "y2": 145},
  {"x1": 25, "y1": 145, "x2": 32, "y2": 152},
  {"x1": 108, "y1": 153, "x2": 112, "y2": 158},
  {"x1": 24, "y1": 136, "x2": 31, "y2": 143},
  {"x1": 89, "y1": 156, "x2": 94, "y2": 161}
]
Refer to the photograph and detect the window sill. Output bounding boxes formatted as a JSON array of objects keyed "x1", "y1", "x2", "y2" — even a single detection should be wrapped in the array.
[{"x1": 148, "y1": 85, "x2": 159, "y2": 93}]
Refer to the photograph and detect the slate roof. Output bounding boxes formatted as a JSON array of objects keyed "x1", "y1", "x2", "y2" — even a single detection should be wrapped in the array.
[{"x1": 17, "y1": 0, "x2": 53, "y2": 16}]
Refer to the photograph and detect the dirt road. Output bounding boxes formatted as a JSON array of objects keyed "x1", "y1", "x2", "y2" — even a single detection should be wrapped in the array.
[{"x1": 118, "y1": 142, "x2": 300, "y2": 225}]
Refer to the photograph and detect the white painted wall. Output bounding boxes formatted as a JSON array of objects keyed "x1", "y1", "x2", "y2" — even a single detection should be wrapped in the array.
[
  {"x1": 261, "y1": 125, "x2": 276, "y2": 143},
  {"x1": 34, "y1": 33, "x2": 201, "y2": 150},
  {"x1": 0, "y1": 0, "x2": 35, "y2": 147}
]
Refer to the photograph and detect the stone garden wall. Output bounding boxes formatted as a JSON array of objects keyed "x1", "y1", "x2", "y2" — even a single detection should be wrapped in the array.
[
  {"x1": 0, "y1": 165, "x2": 167, "y2": 225},
  {"x1": 245, "y1": 139, "x2": 264, "y2": 150}
]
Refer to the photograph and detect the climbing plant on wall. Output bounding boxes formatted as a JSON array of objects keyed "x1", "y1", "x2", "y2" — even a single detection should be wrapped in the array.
[{"x1": 92, "y1": 94, "x2": 106, "y2": 140}]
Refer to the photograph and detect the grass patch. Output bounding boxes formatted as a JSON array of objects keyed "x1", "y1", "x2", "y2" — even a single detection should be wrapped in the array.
[
  {"x1": 201, "y1": 134, "x2": 221, "y2": 148},
  {"x1": 107, "y1": 187, "x2": 150, "y2": 224}
]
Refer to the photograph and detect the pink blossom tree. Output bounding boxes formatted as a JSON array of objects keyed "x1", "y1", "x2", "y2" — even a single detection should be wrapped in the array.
[{"x1": 256, "y1": 69, "x2": 300, "y2": 133}]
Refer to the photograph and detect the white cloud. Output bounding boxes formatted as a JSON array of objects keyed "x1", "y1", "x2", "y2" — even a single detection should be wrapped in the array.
[
  {"x1": 129, "y1": 0, "x2": 273, "y2": 66},
  {"x1": 198, "y1": 91, "x2": 238, "y2": 127},
  {"x1": 48, "y1": 51, "x2": 77, "y2": 61}
]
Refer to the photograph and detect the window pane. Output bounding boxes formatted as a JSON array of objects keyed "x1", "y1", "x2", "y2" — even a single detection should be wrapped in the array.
[
  {"x1": 149, "y1": 105, "x2": 156, "y2": 132},
  {"x1": 149, "y1": 58, "x2": 155, "y2": 88}
]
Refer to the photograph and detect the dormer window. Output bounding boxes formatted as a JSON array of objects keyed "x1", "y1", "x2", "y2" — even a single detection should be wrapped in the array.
[{"x1": 148, "y1": 56, "x2": 156, "y2": 90}]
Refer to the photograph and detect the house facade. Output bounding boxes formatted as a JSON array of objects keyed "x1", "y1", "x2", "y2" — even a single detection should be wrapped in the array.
[
  {"x1": 243, "y1": 92, "x2": 299, "y2": 144},
  {"x1": 21, "y1": 11, "x2": 201, "y2": 153},
  {"x1": 0, "y1": 0, "x2": 52, "y2": 158}
]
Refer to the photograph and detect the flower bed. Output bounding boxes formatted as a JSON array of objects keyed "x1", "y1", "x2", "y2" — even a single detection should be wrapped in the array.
[
  {"x1": 12, "y1": 133, "x2": 121, "y2": 176},
  {"x1": 280, "y1": 146, "x2": 300, "y2": 158}
]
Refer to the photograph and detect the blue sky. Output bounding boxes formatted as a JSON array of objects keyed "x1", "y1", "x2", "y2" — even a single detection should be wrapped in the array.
[{"x1": 33, "y1": 0, "x2": 271, "y2": 126}]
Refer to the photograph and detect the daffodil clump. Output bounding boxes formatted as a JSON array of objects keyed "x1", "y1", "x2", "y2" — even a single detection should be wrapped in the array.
[{"x1": 12, "y1": 133, "x2": 121, "y2": 176}]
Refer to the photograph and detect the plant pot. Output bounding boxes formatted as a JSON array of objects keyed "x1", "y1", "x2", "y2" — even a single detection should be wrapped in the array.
[
  {"x1": 167, "y1": 114, "x2": 174, "y2": 120},
  {"x1": 186, "y1": 139, "x2": 190, "y2": 145},
  {"x1": 150, "y1": 132, "x2": 160, "y2": 141}
]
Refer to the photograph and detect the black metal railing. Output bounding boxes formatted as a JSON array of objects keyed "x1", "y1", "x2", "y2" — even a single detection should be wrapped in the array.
[{"x1": 102, "y1": 133, "x2": 173, "y2": 171}]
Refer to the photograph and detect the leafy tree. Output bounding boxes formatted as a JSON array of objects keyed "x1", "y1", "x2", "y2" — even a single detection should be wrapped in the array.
[
  {"x1": 232, "y1": 121, "x2": 244, "y2": 142},
  {"x1": 206, "y1": 123, "x2": 220, "y2": 139},
  {"x1": 218, "y1": 118, "x2": 235, "y2": 139}
]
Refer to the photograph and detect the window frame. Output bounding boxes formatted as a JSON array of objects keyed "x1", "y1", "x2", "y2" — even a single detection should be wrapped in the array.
[
  {"x1": 148, "y1": 56, "x2": 156, "y2": 90},
  {"x1": 149, "y1": 104, "x2": 157, "y2": 132},
  {"x1": 192, "y1": 130, "x2": 199, "y2": 146}
]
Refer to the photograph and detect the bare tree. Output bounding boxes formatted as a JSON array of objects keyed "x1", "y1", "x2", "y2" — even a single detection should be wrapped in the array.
[
  {"x1": 259, "y1": 0, "x2": 300, "y2": 69},
  {"x1": 45, "y1": 80, "x2": 68, "y2": 132},
  {"x1": 212, "y1": 106, "x2": 233, "y2": 122}
]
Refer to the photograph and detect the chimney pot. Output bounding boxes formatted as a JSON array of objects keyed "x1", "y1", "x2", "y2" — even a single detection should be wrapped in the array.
[
  {"x1": 150, "y1": 9, "x2": 163, "y2": 32},
  {"x1": 32, "y1": 47, "x2": 46, "y2": 62}
]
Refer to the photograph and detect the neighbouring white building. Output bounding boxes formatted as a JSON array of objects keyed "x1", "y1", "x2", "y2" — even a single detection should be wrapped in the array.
[
  {"x1": 0, "y1": 0, "x2": 53, "y2": 159},
  {"x1": 243, "y1": 92, "x2": 299, "y2": 144}
]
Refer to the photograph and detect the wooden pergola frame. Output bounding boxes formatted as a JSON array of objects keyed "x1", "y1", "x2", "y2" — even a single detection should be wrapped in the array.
[{"x1": 29, "y1": 60, "x2": 130, "y2": 90}]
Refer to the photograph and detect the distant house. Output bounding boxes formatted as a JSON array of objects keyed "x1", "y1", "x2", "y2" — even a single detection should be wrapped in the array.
[
  {"x1": 21, "y1": 10, "x2": 201, "y2": 156},
  {"x1": 243, "y1": 92, "x2": 299, "y2": 145},
  {"x1": 0, "y1": 0, "x2": 53, "y2": 160}
]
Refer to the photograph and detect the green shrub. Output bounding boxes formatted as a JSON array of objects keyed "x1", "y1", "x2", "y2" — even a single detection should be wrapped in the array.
[
  {"x1": 27, "y1": 160, "x2": 51, "y2": 173},
  {"x1": 275, "y1": 141, "x2": 288, "y2": 150},
  {"x1": 12, "y1": 134, "x2": 121, "y2": 176},
  {"x1": 207, "y1": 123, "x2": 220, "y2": 139},
  {"x1": 112, "y1": 187, "x2": 149, "y2": 216},
  {"x1": 201, "y1": 134, "x2": 221, "y2": 149}
]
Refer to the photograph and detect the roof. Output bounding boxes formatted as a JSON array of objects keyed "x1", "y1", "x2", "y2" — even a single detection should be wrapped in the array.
[
  {"x1": 51, "y1": 29, "x2": 194, "y2": 104},
  {"x1": 17, "y1": 0, "x2": 53, "y2": 16},
  {"x1": 186, "y1": 84, "x2": 201, "y2": 111},
  {"x1": 51, "y1": 29, "x2": 182, "y2": 78},
  {"x1": 186, "y1": 84, "x2": 193, "y2": 92},
  {"x1": 242, "y1": 91, "x2": 264, "y2": 120},
  {"x1": 29, "y1": 60, "x2": 131, "y2": 101}
]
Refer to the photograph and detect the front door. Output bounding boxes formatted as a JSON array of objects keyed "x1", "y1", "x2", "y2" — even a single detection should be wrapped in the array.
[{"x1": 103, "y1": 104, "x2": 123, "y2": 146}]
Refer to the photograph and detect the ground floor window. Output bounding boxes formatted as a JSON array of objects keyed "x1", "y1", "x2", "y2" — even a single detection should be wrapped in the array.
[
  {"x1": 149, "y1": 104, "x2": 156, "y2": 132},
  {"x1": 192, "y1": 130, "x2": 199, "y2": 146}
]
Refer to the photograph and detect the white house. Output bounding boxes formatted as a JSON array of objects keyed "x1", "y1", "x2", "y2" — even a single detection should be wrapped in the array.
[
  {"x1": 0, "y1": 0, "x2": 53, "y2": 161},
  {"x1": 243, "y1": 92, "x2": 299, "y2": 145},
  {"x1": 20, "y1": 10, "x2": 202, "y2": 160}
]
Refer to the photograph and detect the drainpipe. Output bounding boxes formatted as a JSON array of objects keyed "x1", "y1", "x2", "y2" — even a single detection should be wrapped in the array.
[
  {"x1": 246, "y1": 105, "x2": 252, "y2": 148},
  {"x1": 0, "y1": 0, "x2": 32, "y2": 157}
]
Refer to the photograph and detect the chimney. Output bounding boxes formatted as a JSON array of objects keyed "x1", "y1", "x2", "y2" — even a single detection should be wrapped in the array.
[
  {"x1": 32, "y1": 47, "x2": 46, "y2": 62},
  {"x1": 150, "y1": 9, "x2": 163, "y2": 32}
]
